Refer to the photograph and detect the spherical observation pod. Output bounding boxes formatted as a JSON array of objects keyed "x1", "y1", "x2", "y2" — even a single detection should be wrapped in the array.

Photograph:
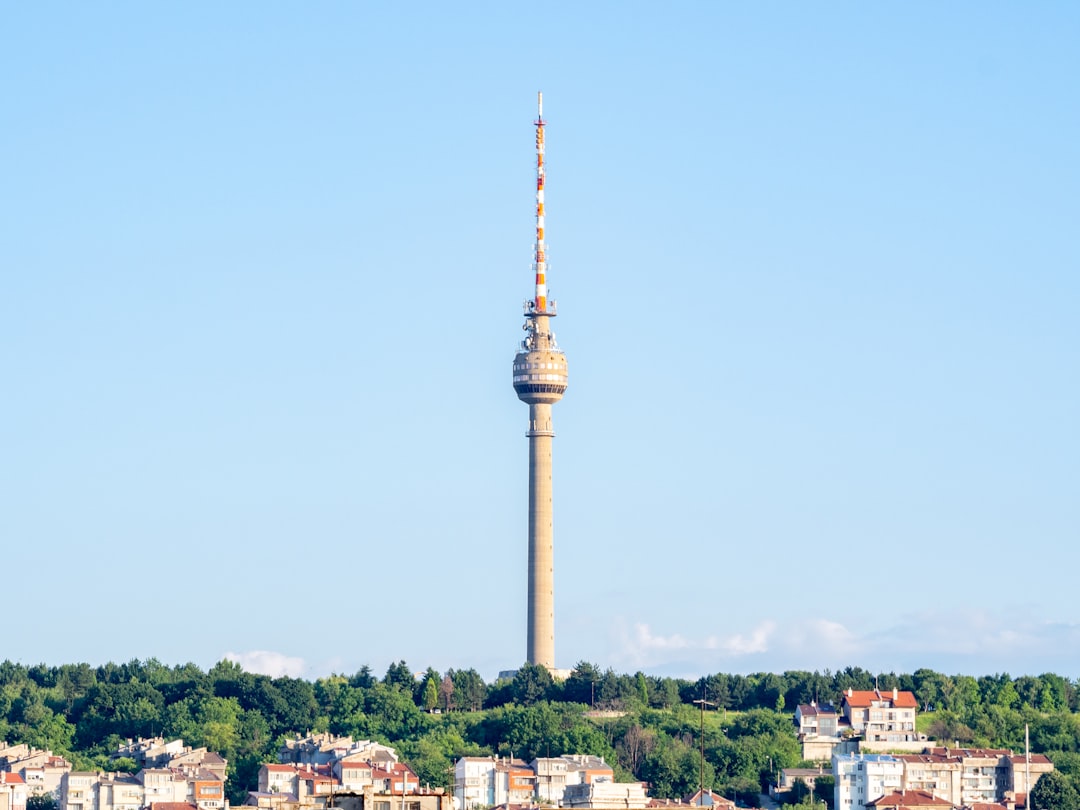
[{"x1": 512, "y1": 350, "x2": 568, "y2": 405}]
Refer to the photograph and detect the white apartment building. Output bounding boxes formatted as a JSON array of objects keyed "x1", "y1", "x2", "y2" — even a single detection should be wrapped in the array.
[
  {"x1": 453, "y1": 758, "x2": 495, "y2": 810},
  {"x1": 833, "y1": 754, "x2": 902, "y2": 810},
  {"x1": 61, "y1": 773, "x2": 99, "y2": 810}
]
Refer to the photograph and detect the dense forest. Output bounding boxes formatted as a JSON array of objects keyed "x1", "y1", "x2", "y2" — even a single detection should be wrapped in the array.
[{"x1": 4, "y1": 660, "x2": 1080, "y2": 807}]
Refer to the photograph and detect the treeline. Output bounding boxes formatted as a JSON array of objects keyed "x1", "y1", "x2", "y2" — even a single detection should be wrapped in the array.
[{"x1": 3, "y1": 660, "x2": 1080, "y2": 806}]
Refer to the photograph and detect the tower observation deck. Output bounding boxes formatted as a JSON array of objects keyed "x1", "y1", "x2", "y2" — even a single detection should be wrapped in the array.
[{"x1": 512, "y1": 93, "x2": 567, "y2": 669}]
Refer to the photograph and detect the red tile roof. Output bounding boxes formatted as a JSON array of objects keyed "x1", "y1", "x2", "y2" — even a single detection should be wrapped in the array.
[
  {"x1": 843, "y1": 690, "x2": 919, "y2": 709},
  {"x1": 925, "y1": 748, "x2": 1011, "y2": 759},
  {"x1": 0, "y1": 774, "x2": 25, "y2": 784},
  {"x1": 869, "y1": 790, "x2": 951, "y2": 807},
  {"x1": 896, "y1": 754, "x2": 962, "y2": 764}
]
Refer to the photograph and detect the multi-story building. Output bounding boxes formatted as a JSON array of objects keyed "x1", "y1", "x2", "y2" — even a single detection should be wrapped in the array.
[
  {"x1": 453, "y1": 755, "x2": 622, "y2": 809},
  {"x1": 794, "y1": 703, "x2": 853, "y2": 761},
  {"x1": 896, "y1": 752, "x2": 964, "y2": 804},
  {"x1": 111, "y1": 740, "x2": 227, "y2": 786},
  {"x1": 532, "y1": 758, "x2": 569, "y2": 804},
  {"x1": 279, "y1": 736, "x2": 397, "y2": 770},
  {"x1": 280, "y1": 735, "x2": 357, "y2": 767},
  {"x1": 1005, "y1": 753, "x2": 1054, "y2": 800},
  {"x1": 902, "y1": 748, "x2": 1055, "y2": 807},
  {"x1": 60, "y1": 767, "x2": 225, "y2": 810},
  {"x1": 562, "y1": 756, "x2": 614, "y2": 790},
  {"x1": 61, "y1": 772, "x2": 100, "y2": 810},
  {"x1": 796, "y1": 703, "x2": 840, "y2": 738},
  {"x1": 369, "y1": 764, "x2": 417, "y2": 796},
  {"x1": 453, "y1": 758, "x2": 495, "y2": 810},
  {"x1": 841, "y1": 689, "x2": 922, "y2": 750},
  {"x1": 338, "y1": 762, "x2": 375, "y2": 793},
  {"x1": 96, "y1": 773, "x2": 144, "y2": 810},
  {"x1": 113, "y1": 740, "x2": 187, "y2": 768},
  {"x1": 1, "y1": 746, "x2": 73, "y2": 800},
  {"x1": 833, "y1": 754, "x2": 903, "y2": 810},
  {"x1": 260, "y1": 765, "x2": 302, "y2": 796},
  {"x1": 494, "y1": 759, "x2": 534, "y2": 806}
]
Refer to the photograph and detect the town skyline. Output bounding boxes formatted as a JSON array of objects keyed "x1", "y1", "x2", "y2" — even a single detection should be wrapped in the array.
[{"x1": 3, "y1": 3, "x2": 1078, "y2": 680}]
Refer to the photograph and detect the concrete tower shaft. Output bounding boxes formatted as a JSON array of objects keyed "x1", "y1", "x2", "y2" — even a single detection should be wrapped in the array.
[{"x1": 513, "y1": 314, "x2": 566, "y2": 670}]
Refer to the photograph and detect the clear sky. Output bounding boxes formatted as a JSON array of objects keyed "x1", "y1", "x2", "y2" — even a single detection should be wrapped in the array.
[{"x1": 2, "y1": 2, "x2": 1078, "y2": 682}]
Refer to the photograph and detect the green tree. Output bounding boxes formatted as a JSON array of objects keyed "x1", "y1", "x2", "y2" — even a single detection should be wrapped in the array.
[
  {"x1": 1030, "y1": 770, "x2": 1079, "y2": 810},
  {"x1": 423, "y1": 677, "x2": 439, "y2": 712},
  {"x1": 384, "y1": 661, "x2": 415, "y2": 690},
  {"x1": 563, "y1": 662, "x2": 601, "y2": 705},
  {"x1": 450, "y1": 669, "x2": 486, "y2": 712},
  {"x1": 635, "y1": 672, "x2": 650, "y2": 707},
  {"x1": 512, "y1": 663, "x2": 553, "y2": 706},
  {"x1": 27, "y1": 796, "x2": 58, "y2": 810}
]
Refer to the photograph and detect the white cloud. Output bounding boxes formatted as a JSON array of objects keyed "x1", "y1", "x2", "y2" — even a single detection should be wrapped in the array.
[
  {"x1": 615, "y1": 620, "x2": 777, "y2": 670},
  {"x1": 707, "y1": 620, "x2": 776, "y2": 655},
  {"x1": 613, "y1": 610, "x2": 1080, "y2": 676},
  {"x1": 224, "y1": 650, "x2": 307, "y2": 678}
]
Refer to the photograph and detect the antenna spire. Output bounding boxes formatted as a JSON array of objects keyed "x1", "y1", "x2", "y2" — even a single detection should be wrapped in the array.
[{"x1": 534, "y1": 91, "x2": 547, "y2": 313}]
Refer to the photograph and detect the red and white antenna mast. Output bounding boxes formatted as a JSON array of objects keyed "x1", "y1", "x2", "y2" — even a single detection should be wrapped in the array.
[{"x1": 534, "y1": 91, "x2": 548, "y2": 313}]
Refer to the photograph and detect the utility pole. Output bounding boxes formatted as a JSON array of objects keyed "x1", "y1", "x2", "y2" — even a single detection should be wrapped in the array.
[{"x1": 693, "y1": 686, "x2": 715, "y2": 805}]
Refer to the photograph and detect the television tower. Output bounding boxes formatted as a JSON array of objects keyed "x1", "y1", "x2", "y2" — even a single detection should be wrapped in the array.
[{"x1": 512, "y1": 92, "x2": 568, "y2": 669}]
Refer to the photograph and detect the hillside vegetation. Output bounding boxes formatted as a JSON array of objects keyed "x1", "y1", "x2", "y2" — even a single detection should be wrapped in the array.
[{"x1": 3, "y1": 661, "x2": 1080, "y2": 805}]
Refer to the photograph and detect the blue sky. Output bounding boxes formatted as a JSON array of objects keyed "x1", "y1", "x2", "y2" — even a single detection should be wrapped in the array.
[{"x1": 2, "y1": 2, "x2": 1078, "y2": 682}]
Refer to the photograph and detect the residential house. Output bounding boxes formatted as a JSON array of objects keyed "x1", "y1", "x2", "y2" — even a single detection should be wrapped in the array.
[
  {"x1": 796, "y1": 704, "x2": 840, "y2": 739},
  {"x1": 841, "y1": 689, "x2": 924, "y2": 751},
  {"x1": 0, "y1": 773, "x2": 28, "y2": 810}
]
